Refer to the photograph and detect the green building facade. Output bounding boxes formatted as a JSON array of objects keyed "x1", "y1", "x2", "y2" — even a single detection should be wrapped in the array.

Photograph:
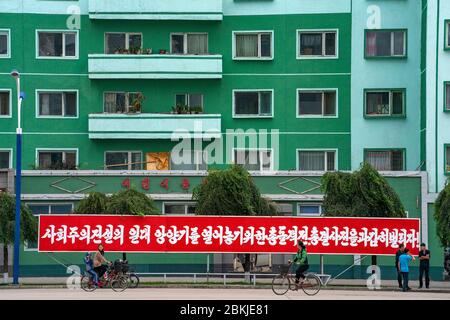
[{"x1": 0, "y1": 0, "x2": 448, "y2": 280}]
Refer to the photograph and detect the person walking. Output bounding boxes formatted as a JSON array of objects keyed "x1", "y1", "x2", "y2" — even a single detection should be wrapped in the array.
[
  {"x1": 418, "y1": 243, "x2": 430, "y2": 289},
  {"x1": 398, "y1": 248, "x2": 415, "y2": 292},
  {"x1": 395, "y1": 243, "x2": 405, "y2": 288}
]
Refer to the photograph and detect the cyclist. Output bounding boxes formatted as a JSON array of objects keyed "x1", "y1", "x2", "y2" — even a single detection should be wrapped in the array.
[
  {"x1": 93, "y1": 244, "x2": 111, "y2": 280},
  {"x1": 290, "y1": 241, "x2": 309, "y2": 286},
  {"x1": 84, "y1": 252, "x2": 99, "y2": 287}
]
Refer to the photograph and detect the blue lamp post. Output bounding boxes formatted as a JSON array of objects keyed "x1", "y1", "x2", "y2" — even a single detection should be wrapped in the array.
[{"x1": 11, "y1": 70, "x2": 24, "y2": 285}]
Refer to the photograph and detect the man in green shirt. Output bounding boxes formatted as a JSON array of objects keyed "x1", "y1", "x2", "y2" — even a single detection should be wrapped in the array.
[{"x1": 290, "y1": 241, "x2": 309, "y2": 285}]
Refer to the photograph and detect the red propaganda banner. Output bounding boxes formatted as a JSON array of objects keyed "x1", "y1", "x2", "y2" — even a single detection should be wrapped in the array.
[{"x1": 38, "y1": 215, "x2": 420, "y2": 255}]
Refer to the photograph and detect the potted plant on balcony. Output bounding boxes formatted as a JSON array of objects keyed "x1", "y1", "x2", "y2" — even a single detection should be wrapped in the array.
[
  {"x1": 159, "y1": 49, "x2": 168, "y2": 54},
  {"x1": 189, "y1": 105, "x2": 203, "y2": 114},
  {"x1": 172, "y1": 103, "x2": 189, "y2": 114},
  {"x1": 129, "y1": 93, "x2": 145, "y2": 113},
  {"x1": 143, "y1": 48, "x2": 152, "y2": 55}
]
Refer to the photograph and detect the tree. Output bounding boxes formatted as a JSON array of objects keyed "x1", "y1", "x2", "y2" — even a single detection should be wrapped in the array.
[
  {"x1": 74, "y1": 192, "x2": 109, "y2": 214},
  {"x1": 0, "y1": 192, "x2": 38, "y2": 278},
  {"x1": 193, "y1": 165, "x2": 278, "y2": 272},
  {"x1": 434, "y1": 183, "x2": 450, "y2": 248},
  {"x1": 106, "y1": 189, "x2": 159, "y2": 216},
  {"x1": 321, "y1": 162, "x2": 406, "y2": 268}
]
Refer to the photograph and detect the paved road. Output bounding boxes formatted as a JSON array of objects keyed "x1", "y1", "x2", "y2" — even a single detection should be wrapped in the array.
[{"x1": 0, "y1": 288, "x2": 448, "y2": 300}]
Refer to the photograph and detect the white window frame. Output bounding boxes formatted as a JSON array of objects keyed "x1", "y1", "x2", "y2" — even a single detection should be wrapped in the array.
[
  {"x1": 296, "y1": 29, "x2": 339, "y2": 59},
  {"x1": 297, "y1": 203, "x2": 323, "y2": 217},
  {"x1": 446, "y1": 21, "x2": 450, "y2": 49},
  {"x1": 296, "y1": 149, "x2": 338, "y2": 172},
  {"x1": 104, "y1": 151, "x2": 142, "y2": 170},
  {"x1": 170, "y1": 150, "x2": 207, "y2": 171},
  {"x1": 232, "y1": 89, "x2": 274, "y2": 118},
  {"x1": 364, "y1": 149, "x2": 405, "y2": 171},
  {"x1": 174, "y1": 93, "x2": 204, "y2": 108},
  {"x1": 0, "y1": 29, "x2": 11, "y2": 58},
  {"x1": 364, "y1": 90, "x2": 405, "y2": 117},
  {"x1": 104, "y1": 32, "x2": 143, "y2": 54},
  {"x1": 35, "y1": 148, "x2": 79, "y2": 169},
  {"x1": 232, "y1": 30, "x2": 274, "y2": 60},
  {"x1": 36, "y1": 29, "x2": 79, "y2": 59},
  {"x1": 296, "y1": 88, "x2": 338, "y2": 118},
  {"x1": 35, "y1": 89, "x2": 79, "y2": 119},
  {"x1": 170, "y1": 32, "x2": 208, "y2": 55},
  {"x1": 365, "y1": 29, "x2": 407, "y2": 58},
  {"x1": 103, "y1": 91, "x2": 141, "y2": 113},
  {"x1": 0, "y1": 88, "x2": 12, "y2": 118},
  {"x1": 232, "y1": 148, "x2": 274, "y2": 172},
  {"x1": 24, "y1": 202, "x2": 74, "y2": 251},
  {"x1": 162, "y1": 202, "x2": 197, "y2": 215},
  {"x1": 0, "y1": 148, "x2": 13, "y2": 169}
]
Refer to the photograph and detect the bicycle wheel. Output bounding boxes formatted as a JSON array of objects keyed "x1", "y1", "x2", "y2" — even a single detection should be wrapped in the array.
[
  {"x1": 81, "y1": 275, "x2": 96, "y2": 292},
  {"x1": 271, "y1": 275, "x2": 290, "y2": 295},
  {"x1": 128, "y1": 273, "x2": 140, "y2": 289},
  {"x1": 301, "y1": 273, "x2": 321, "y2": 296},
  {"x1": 111, "y1": 275, "x2": 129, "y2": 292}
]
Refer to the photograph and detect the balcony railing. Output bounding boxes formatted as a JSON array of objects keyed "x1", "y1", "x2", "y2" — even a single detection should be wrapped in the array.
[
  {"x1": 88, "y1": 113, "x2": 222, "y2": 139},
  {"x1": 88, "y1": 0, "x2": 223, "y2": 21},
  {"x1": 88, "y1": 54, "x2": 223, "y2": 79}
]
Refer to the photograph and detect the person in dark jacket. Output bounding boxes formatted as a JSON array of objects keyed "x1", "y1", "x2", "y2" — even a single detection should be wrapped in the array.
[
  {"x1": 418, "y1": 243, "x2": 430, "y2": 289},
  {"x1": 290, "y1": 241, "x2": 309, "y2": 285},
  {"x1": 395, "y1": 243, "x2": 405, "y2": 288}
]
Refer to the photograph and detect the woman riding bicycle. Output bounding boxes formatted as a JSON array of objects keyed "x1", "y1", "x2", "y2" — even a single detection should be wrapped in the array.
[
  {"x1": 93, "y1": 244, "x2": 111, "y2": 279},
  {"x1": 290, "y1": 241, "x2": 309, "y2": 285}
]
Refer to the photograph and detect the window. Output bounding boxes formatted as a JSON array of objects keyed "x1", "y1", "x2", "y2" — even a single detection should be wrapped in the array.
[
  {"x1": 26, "y1": 203, "x2": 74, "y2": 249},
  {"x1": 365, "y1": 149, "x2": 404, "y2": 171},
  {"x1": 37, "y1": 150, "x2": 77, "y2": 170},
  {"x1": 175, "y1": 93, "x2": 203, "y2": 108},
  {"x1": 233, "y1": 32, "x2": 272, "y2": 59},
  {"x1": 365, "y1": 90, "x2": 405, "y2": 117},
  {"x1": 163, "y1": 202, "x2": 197, "y2": 215},
  {"x1": 104, "y1": 92, "x2": 142, "y2": 113},
  {"x1": 234, "y1": 149, "x2": 272, "y2": 171},
  {"x1": 105, "y1": 151, "x2": 142, "y2": 170},
  {"x1": 297, "y1": 30, "x2": 337, "y2": 58},
  {"x1": 0, "y1": 90, "x2": 10, "y2": 116},
  {"x1": 37, "y1": 31, "x2": 77, "y2": 58},
  {"x1": 171, "y1": 33, "x2": 208, "y2": 55},
  {"x1": 275, "y1": 203, "x2": 293, "y2": 216},
  {"x1": 446, "y1": 145, "x2": 450, "y2": 174},
  {"x1": 297, "y1": 203, "x2": 322, "y2": 217},
  {"x1": 0, "y1": 150, "x2": 11, "y2": 169},
  {"x1": 170, "y1": 150, "x2": 207, "y2": 171},
  {"x1": 105, "y1": 33, "x2": 142, "y2": 54},
  {"x1": 445, "y1": 83, "x2": 450, "y2": 111},
  {"x1": 446, "y1": 21, "x2": 450, "y2": 50},
  {"x1": 234, "y1": 90, "x2": 273, "y2": 117},
  {"x1": 297, "y1": 150, "x2": 336, "y2": 171},
  {"x1": 38, "y1": 91, "x2": 77, "y2": 117},
  {"x1": 297, "y1": 90, "x2": 336, "y2": 117},
  {"x1": 365, "y1": 30, "x2": 406, "y2": 58},
  {"x1": 0, "y1": 30, "x2": 10, "y2": 57}
]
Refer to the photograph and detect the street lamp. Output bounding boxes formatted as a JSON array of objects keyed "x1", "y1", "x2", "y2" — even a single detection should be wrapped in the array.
[{"x1": 11, "y1": 70, "x2": 24, "y2": 285}]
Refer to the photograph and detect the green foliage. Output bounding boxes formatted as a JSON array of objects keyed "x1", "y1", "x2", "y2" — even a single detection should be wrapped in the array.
[
  {"x1": 74, "y1": 192, "x2": 109, "y2": 214},
  {"x1": 106, "y1": 188, "x2": 160, "y2": 216},
  {"x1": 0, "y1": 192, "x2": 38, "y2": 245},
  {"x1": 321, "y1": 162, "x2": 406, "y2": 218},
  {"x1": 434, "y1": 183, "x2": 450, "y2": 247},
  {"x1": 193, "y1": 165, "x2": 278, "y2": 216}
]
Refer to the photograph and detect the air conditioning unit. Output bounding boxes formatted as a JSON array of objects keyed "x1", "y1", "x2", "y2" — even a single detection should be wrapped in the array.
[{"x1": 0, "y1": 170, "x2": 14, "y2": 193}]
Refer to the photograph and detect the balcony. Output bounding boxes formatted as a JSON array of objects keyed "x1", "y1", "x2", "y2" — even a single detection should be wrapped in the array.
[
  {"x1": 88, "y1": 113, "x2": 222, "y2": 139},
  {"x1": 88, "y1": 54, "x2": 223, "y2": 80},
  {"x1": 88, "y1": 0, "x2": 223, "y2": 21}
]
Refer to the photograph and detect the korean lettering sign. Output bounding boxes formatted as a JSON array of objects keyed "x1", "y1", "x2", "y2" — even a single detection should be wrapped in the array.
[{"x1": 38, "y1": 215, "x2": 420, "y2": 255}]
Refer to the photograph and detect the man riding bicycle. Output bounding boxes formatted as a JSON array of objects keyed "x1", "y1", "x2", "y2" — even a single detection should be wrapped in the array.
[{"x1": 289, "y1": 241, "x2": 309, "y2": 286}]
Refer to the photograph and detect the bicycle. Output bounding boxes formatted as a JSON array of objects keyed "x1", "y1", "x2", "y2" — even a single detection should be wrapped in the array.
[
  {"x1": 81, "y1": 262, "x2": 129, "y2": 292},
  {"x1": 119, "y1": 261, "x2": 140, "y2": 289},
  {"x1": 272, "y1": 262, "x2": 321, "y2": 296}
]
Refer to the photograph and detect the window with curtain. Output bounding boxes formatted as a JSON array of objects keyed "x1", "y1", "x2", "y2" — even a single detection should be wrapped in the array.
[
  {"x1": 298, "y1": 150, "x2": 335, "y2": 171},
  {"x1": 234, "y1": 150, "x2": 272, "y2": 171},
  {"x1": 446, "y1": 146, "x2": 450, "y2": 173},
  {"x1": 103, "y1": 92, "x2": 140, "y2": 113},
  {"x1": 234, "y1": 91, "x2": 272, "y2": 116},
  {"x1": 365, "y1": 150, "x2": 404, "y2": 171},
  {"x1": 298, "y1": 90, "x2": 336, "y2": 116},
  {"x1": 0, "y1": 31, "x2": 9, "y2": 56},
  {"x1": 365, "y1": 30, "x2": 406, "y2": 57},
  {"x1": 0, "y1": 91, "x2": 10, "y2": 116},
  {"x1": 446, "y1": 83, "x2": 450, "y2": 111},
  {"x1": 235, "y1": 32, "x2": 272, "y2": 58},
  {"x1": 365, "y1": 90, "x2": 404, "y2": 116},
  {"x1": 105, "y1": 33, "x2": 142, "y2": 53},
  {"x1": 163, "y1": 203, "x2": 197, "y2": 215},
  {"x1": 38, "y1": 32, "x2": 77, "y2": 57},
  {"x1": 447, "y1": 22, "x2": 450, "y2": 48},
  {"x1": 298, "y1": 31, "x2": 336, "y2": 57},
  {"x1": 171, "y1": 33, "x2": 208, "y2": 54},
  {"x1": 170, "y1": 150, "x2": 207, "y2": 171},
  {"x1": 0, "y1": 151, "x2": 10, "y2": 169},
  {"x1": 105, "y1": 151, "x2": 141, "y2": 170},
  {"x1": 38, "y1": 150, "x2": 77, "y2": 170},
  {"x1": 38, "y1": 92, "x2": 77, "y2": 117}
]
